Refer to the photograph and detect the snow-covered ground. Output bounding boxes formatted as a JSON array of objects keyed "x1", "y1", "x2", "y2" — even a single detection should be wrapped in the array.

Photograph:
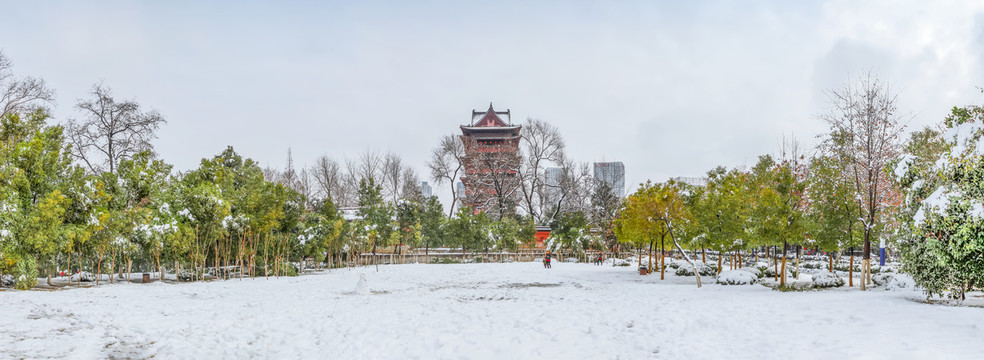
[{"x1": 2, "y1": 262, "x2": 983, "y2": 359}]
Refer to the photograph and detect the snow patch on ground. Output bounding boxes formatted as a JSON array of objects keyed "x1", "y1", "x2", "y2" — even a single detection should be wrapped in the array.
[{"x1": 1, "y1": 263, "x2": 982, "y2": 359}]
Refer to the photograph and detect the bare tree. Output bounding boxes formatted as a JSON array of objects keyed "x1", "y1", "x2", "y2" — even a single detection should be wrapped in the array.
[
  {"x1": 297, "y1": 168, "x2": 315, "y2": 210},
  {"x1": 381, "y1": 152, "x2": 405, "y2": 203},
  {"x1": 311, "y1": 155, "x2": 348, "y2": 205},
  {"x1": 542, "y1": 160, "x2": 594, "y2": 222},
  {"x1": 347, "y1": 148, "x2": 381, "y2": 183},
  {"x1": 427, "y1": 134, "x2": 466, "y2": 218},
  {"x1": 0, "y1": 51, "x2": 55, "y2": 118},
  {"x1": 67, "y1": 83, "x2": 166, "y2": 174},
  {"x1": 518, "y1": 118, "x2": 566, "y2": 223},
  {"x1": 400, "y1": 167, "x2": 422, "y2": 203},
  {"x1": 820, "y1": 72, "x2": 906, "y2": 291},
  {"x1": 262, "y1": 166, "x2": 281, "y2": 183},
  {"x1": 281, "y1": 148, "x2": 298, "y2": 187},
  {"x1": 272, "y1": 149, "x2": 316, "y2": 209}
]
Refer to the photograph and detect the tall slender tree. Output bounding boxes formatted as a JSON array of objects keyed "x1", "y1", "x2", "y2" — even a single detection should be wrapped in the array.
[{"x1": 820, "y1": 72, "x2": 906, "y2": 290}]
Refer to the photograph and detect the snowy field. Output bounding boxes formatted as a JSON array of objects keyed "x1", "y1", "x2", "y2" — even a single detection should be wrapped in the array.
[{"x1": 2, "y1": 262, "x2": 983, "y2": 359}]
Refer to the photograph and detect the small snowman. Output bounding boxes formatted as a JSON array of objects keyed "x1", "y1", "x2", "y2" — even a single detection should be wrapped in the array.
[{"x1": 354, "y1": 272, "x2": 369, "y2": 295}]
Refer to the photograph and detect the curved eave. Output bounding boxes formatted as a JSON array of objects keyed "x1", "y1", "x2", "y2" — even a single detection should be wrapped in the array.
[{"x1": 460, "y1": 125, "x2": 521, "y2": 131}]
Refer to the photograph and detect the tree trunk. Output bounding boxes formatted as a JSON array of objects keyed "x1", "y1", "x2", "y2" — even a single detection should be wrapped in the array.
[
  {"x1": 780, "y1": 242, "x2": 788, "y2": 286},
  {"x1": 794, "y1": 245, "x2": 800, "y2": 279},
  {"x1": 660, "y1": 238, "x2": 666, "y2": 280},
  {"x1": 648, "y1": 241, "x2": 654, "y2": 274},
  {"x1": 717, "y1": 252, "x2": 722, "y2": 275},
  {"x1": 773, "y1": 246, "x2": 778, "y2": 282},
  {"x1": 861, "y1": 229, "x2": 871, "y2": 291},
  {"x1": 96, "y1": 249, "x2": 103, "y2": 286},
  {"x1": 665, "y1": 224, "x2": 700, "y2": 288},
  {"x1": 849, "y1": 247, "x2": 854, "y2": 287}
]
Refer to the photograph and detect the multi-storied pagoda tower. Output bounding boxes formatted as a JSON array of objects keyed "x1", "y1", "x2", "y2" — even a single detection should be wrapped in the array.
[{"x1": 459, "y1": 103, "x2": 522, "y2": 215}]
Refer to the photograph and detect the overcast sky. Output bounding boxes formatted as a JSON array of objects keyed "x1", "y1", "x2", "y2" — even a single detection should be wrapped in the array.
[{"x1": 2, "y1": 0, "x2": 984, "y2": 206}]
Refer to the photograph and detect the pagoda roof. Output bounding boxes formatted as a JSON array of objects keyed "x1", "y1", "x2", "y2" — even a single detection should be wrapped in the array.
[{"x1": 469, "y1": 103, "x2": 513, "y2": 127}]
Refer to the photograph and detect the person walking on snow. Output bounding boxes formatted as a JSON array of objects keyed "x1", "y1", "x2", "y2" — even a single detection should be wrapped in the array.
[{"x1": 543, "y1": 251, "x2": 552, "y2": 269}]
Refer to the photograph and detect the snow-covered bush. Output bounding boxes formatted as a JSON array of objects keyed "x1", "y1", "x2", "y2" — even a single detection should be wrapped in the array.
[
  {"x1": 811, "y1": 272, "x2": 845, "y2": 288},
  {"x1": 674, "y1": 261, "x2": 715, "y2": 276},
  {"x1": 177, "y1": 270, "x2": 195, "y2": 281},
  {"x1": 763, "y1": 265, "x2": 793, "y2": 279},
  {"x1": 872, "y1": 273, "x2": 894, "y2": 287},
  {"x1": 603, "y1": 258, "x2": 631, "y2": 267},
  {"x1": 884, "y1": 273, "x2": 916, "y2": 291},
  {"x1": 739, "y1": 266, "x2": 762, "y2": 278},
  {"x1": 801, "y1": 261, "x2": 826, "y2": 270},
  {"x1": 716, "y1": 270, "x2": 757, "y2": 285},
  {"x1": 1, "y1": 274, "x2": 13, "y2": 287},
  {"x1": 71, "y1": 271, "x2": 94, "y2": 282}
]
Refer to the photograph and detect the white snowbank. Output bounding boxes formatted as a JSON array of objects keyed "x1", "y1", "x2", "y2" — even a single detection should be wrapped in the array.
[{"x1": 1, "y1": 263, "x2": 982, "y2": 359}]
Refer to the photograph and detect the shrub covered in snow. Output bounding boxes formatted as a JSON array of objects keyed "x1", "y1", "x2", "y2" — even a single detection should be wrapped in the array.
[
  {"x1": 71, "y1": 271, "x2": 94, "y2": 282},
  {"x1": 801, "y1": 255, "x2": 828, "y2": 262},
  {"x1": 739, "y1": 266, "x2": 762, "y2": 278},
  {"x1": 674, "y1": 261, "x2": 715, "y2": 276},
  {"x1": 1, "y1": 274, "x2": 13, "y2": 287},
  {"x1": 872, "y1": 273, "x2": 894, "y2": 287},
  {"x1": 716, "y1": 270, "x2": 757, "y2": 285},
  {"x1": 763, "y1": 265, "x2": 793, "y2": 279},
  {"x1": 812, "y1": 272, "x2": 845, "y2": 288},
  {"x1": 177, "y1": 270, "x2": 195, "y2": 281},
  {"x1": 603, "y1": 259, "x2": 631, "y2": 267},
  {"x1": 801, "y1": 261, "x2": 827, "y2": 270},
  {"x1": 884, "y1": 273, "x2": 916, "y2": 291}
]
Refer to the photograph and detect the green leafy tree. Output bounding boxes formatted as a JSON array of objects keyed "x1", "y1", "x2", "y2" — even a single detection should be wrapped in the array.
[
  {"x1": 0, "y1": 110, "x2": 80, "y2": 289},
  {"x1": 357, "y1": 177, "x2": 393, "y2": 270},
  {"x1": 418, "y1": 196, "x2": 445, "y2": 257},
  {"x1": 897, "y1": 96, "x2": 984, "y2": 299},
  {"x1": 549, "y1": 210, "x2": 591, "y2": 254},
  {"x1": 617, "y1": 181, "x2": 702, "y2": 286},
  {"x1": 445, "y1": 206, "x2": 489, "y2": 259},
  {"x1": 806, "y1": 155, "x2": 860, "y2": 271}
]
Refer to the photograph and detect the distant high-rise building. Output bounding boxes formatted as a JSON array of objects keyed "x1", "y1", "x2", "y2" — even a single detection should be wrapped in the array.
[
  {"x1": 455, "y1": 180, "x2": 466, "y2": 210},
  {"x1": 420, "y1": 181, "x2": 433, "y2": 199},
  {"x1": 544, "y1": 167, "x2": 564, "y2": 209},
  {"x1": 593, "y1": 162, "x2": 625, "y2": 197}
]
